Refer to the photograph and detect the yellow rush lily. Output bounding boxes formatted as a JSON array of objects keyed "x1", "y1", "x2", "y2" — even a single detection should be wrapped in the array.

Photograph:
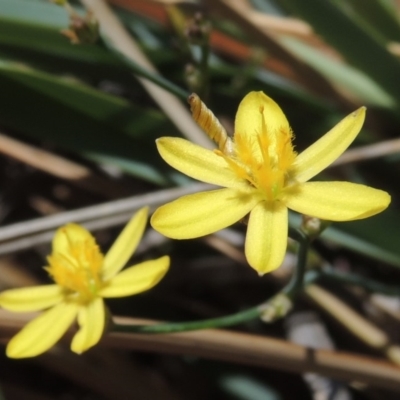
[
  {"x1": 0, "y1": 207, "x2": 169, "y2": 358},
  {"x1": 151, "y1": 91, "x2": 390, "y2": 274}
]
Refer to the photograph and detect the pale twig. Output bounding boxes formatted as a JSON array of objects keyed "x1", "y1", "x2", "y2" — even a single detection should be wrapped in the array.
[
  {"x1": 305, "y1": 284, "x2": 400, "y2": 366},
  {"x1": 202, "y1": 234, "x2": 247, "y2": 264},
  {"x1": 0, "y1": 183, "x2": 212, "y2": 254},
  {"x1": 1, "y1": 310, "x2": 400, "y2": 391},
  {"x1": 221, "y1": 0, "x2": 342, "y2": 60},
  {"x1": 80, "y1": 0, "x2": 212, "y2": 148},
  {"x1": 0, "y1": 131, "x2": 131, "y2": 198},
  {"x1": 145, "y1": 0, "x2": 328, "y2": 47},
  {"x1": 370, "y1": 294, "x2": 400, "y2": 322},
  {"x1": 203, "y1": 0, "x2": 353, "y2": 106},
  {"x1": 331, "y1": 137, "x2": 400, "y2": 167}
]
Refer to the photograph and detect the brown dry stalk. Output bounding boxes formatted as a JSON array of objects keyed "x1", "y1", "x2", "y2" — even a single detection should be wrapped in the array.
[
  {"x1": 0, "y1": 132, "x2": 131, "y2": 198},
  {"x1": 305, "y1": 284, "x2": 400, "y2": 366},
  {"x1": 202, "y1": 0, "x2": 352, "y2": 107},
  {"x1": 80, "y1": 0, "x2": 212, "y2": 149},
  {"x1": 1, "y1": 310, "x2": 400, "y2": 391}
]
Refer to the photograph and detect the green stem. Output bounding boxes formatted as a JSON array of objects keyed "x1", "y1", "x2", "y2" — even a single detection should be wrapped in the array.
[
  {"x1": 112, "y1": 271, "x2": 317, "y2": 335},
  {"x1": 103, "y1": 39, "x2": 189, "y2": 100},
  {"x1": 320, "y1": 268, "x2": 400, "y2": 296},
  {"x1": 112, "y1": 236, "x2": 400, "y2": 334},
  {"x1": 113, "y1": 306, "x2": 262, "y2": 334},
  {"x1": 284, "y1": 228, "x2": 310, "y2": 296},
  {"x1": 112, "y1": 228, "x2": 311, "y2": 334}
]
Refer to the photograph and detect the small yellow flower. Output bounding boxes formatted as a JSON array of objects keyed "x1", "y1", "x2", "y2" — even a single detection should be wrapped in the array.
[
  {"x1": 151, "y1": 91, "x2": 390, "y2": 274},
  {"x1": 0, "y1": 207, "x2": 169, "y2": 358}
]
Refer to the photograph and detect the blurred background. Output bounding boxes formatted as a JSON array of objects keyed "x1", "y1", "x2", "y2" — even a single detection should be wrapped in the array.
[{"x1": 0, "y1": 0, "x2": 400, "y2": 399}]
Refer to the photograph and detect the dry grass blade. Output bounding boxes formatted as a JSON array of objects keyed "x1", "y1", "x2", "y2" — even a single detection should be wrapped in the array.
[
  {"x1": 0, "y1": 183, "x2": 212, "y2": 254},
  {"x1": 1, "y1": 310, "x2": 400, "y2": 391},
  {"x1": 331, "y1": 137, "x2": 400, "y2": 166},
  {"x1": 0, "y1": 131, "x2": 132, "y2": 198},
  {"x1": 80, "y1": 0, "x2": 212, "y2": 148},
  {"x1": 306, "y1": 284, "x2": 400, "y2": 366},
  {"x1": 203, "y1": 0, "x2": 353, "y2": 107}
]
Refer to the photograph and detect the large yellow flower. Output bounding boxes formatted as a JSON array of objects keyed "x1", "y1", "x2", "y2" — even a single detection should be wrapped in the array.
[
  {"x1": 0, "y1": 207, "x2": 169, "y2": 358},
  {"x1": 151, "y1": 91, "x2": 390, "y2": 274}
]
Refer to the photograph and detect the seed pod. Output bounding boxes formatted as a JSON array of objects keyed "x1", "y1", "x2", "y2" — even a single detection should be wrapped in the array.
[{"x1": 188, "y1": 93, "x2": 233, "y2": 155}]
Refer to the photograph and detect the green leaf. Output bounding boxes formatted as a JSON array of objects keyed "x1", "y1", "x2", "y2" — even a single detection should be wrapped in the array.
[
  {"x1": 322, "y1": 208, "x2": 400, "y2": 268},
  {"x1": 280, "y1": 37, "x2": 396, "y2": 108},
  {"x1": 0, "y1": 0, "x2": 68, "y2": 28},
  {"x1": 333, "y1": 0, "x2": 400, "y2": 42},
  {"x1": 281, "y1": 0, "x2": 400, "y2": 104},
  {"x1": 290, "y1": 209, "x2": 400, "y2": 268},
  {"x1": 0, "y1": 16, "x2": 137, "y2": 84},
  {"x1": 0, "y1": 61, "x2": 178, "y2": 184}
]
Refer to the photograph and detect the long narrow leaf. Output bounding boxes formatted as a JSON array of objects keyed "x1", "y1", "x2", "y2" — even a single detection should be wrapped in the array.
[
  {"x1": 0, "y1": 62, "x2": 177, "y2": 184},
  {"x1": 281, "y1": 0, "x2": 400, "y2": 103}
]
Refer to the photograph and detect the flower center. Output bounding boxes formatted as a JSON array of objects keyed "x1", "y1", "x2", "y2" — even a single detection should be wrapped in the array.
[
  {"x1": 218, "y1": 105, "x2": 297, "y2": 201},
  {"x1": 46, "y1": 233, "x2": 104, "y2": 302}
]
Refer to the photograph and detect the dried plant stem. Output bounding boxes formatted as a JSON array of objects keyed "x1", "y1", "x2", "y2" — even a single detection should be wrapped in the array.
[
  {"x1": 0, "y1": 131, "x2": 131, "y2": 198},
  {"x1": 0, "y1": 184, "x2": 212, "y2": 254},
  {"x1": 1, "y1": 309, "x2": 400, "y2": 391},
  {"x1": 204, "y1": 0, "x2": 352, "y2": 106},
  {"x1": 331, "y1": 137, "x2": 400, "y2": 166},
  {"x1": 305, "y1": 284, "x2": 400, "y2": 366},
  {"x1": 80, "y1": 0, "x2": 212, "y2": 148}
]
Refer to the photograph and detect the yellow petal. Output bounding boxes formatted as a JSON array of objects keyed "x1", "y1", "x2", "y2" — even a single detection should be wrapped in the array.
[
  {"x1": 293, "y1": 107, "x2": 366, "y2": 183},
  {"x1": 103, "y1": 207, "x2": 148, "y2": 280},
  {"x1": 0, "y1": 285, "x2": 63, "y2": 312},
  {"x1": 235, "y1": 91, "x2": 290, "y2": 140},
  {"x1": 71, "y1": 298, "x2": 105, "y2": 354},
  {"x1": 285, "y1": 181, "x2": 390, "y2": 221},
  {"x1": 151, "y1": 188, "x2": 261, "y2": 239},
  {"x1": 245, "y1": 202, "x2": 288, "y2": 275},
  {"x1": 156, "y1": 137, "x2": 246, "y2": 188},
  {"x1": 100, "y1": 256, "x2": 169, "y2": 298},
  {"x1": 52, "y1": 223, "x2": 96, "y2": 256},
  {"x1": 6, "y1": 302, "x2": 79, "y2": 358}
]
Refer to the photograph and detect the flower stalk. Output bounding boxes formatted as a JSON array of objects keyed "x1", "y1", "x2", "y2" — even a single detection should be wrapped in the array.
[
  {"x1": 112, "y1": 241, "x2": 400, "y2": 334},
  {"x1": 114, "y1": 227, "x2": 312, "y2": 334}
]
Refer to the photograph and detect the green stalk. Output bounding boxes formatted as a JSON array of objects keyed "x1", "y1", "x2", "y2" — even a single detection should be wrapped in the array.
[
  {"x1": 112, "y1": 228, "x2": 311, "y2": 334},
  {"x1": 284, "y1": 228, "x2": 309, "y2": 296},
  {"x1": 112, "y1": 48, "x2": 189, "y2": 100},
  {"x1": 320, "y1": 268, "x2": 400, "y2": 296}
]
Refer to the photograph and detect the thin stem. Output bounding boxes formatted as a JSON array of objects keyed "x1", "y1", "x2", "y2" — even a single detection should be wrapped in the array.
[
  {"x1": 284, "y1": 228, "x2": 310, "y2": 296},
  {"x1": 113, "y1": 272, "x2": 318, "y2": 334},
  {"x1": 320, "y1": 268, "x2": 400, "y2": 296},
  {"x1": 113, "y1": 306, "x2": 262, "y2": 334},
  {"x1": 113, "y1": 228, "x2": 312, "y2": 334},
  {"x1": 81, "y1": 0, "x2": 213, "y2": 148},
  {"x1": 198, "y1": 42, "x2": 210, "y2": 99},
  {"x1": 112, "y1": 226, "x2": 400, "y2": 334},
  {"x1": 110, "y1": 46, "x2": 189, "y2": 100}
]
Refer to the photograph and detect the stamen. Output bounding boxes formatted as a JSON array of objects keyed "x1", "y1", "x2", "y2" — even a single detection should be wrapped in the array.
[
  {"x1": 224, "y1": 118, "x2": 296, "y2": 201},
  {"x1": 46, "y1": 233, "x2": 104, "y2": 302}
]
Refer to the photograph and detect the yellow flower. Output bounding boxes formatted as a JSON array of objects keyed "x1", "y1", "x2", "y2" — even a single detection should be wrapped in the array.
[
  {"x1": 0, "y1": 207, "x2": 169, "y2": 358},
  {"x1": 151, "y1": 91, "x2": 390, "y2": 274}
]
